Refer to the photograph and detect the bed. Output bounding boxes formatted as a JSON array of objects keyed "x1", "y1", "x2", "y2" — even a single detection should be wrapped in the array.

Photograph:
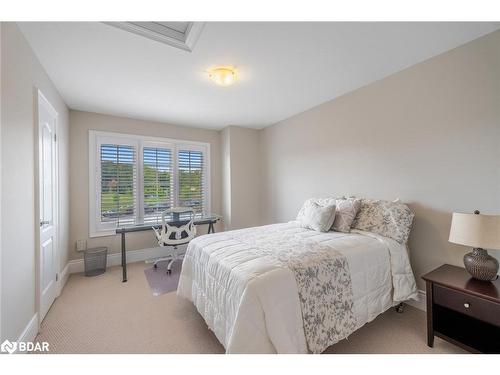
[{"x1": 177, "y1": 221, "x2": 418, "y2": 354}]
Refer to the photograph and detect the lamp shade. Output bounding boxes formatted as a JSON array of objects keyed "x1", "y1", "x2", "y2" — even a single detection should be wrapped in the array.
[{"x1": 449, "y1": 212, "x2": 500, "y2": 250}]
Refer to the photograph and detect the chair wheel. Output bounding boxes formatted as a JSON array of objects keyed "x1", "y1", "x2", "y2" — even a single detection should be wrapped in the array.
[
  {"x1": 166, "y1": 269, "x2": 172, "y2": 275},
  {"x1": 153, "y1": 264, "x2": 157, "y2": 269}
]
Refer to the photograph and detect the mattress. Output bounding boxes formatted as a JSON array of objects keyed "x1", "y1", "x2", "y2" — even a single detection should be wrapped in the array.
[{"x1": 177, "y1": 222, "x2": 418, "y2": 353}]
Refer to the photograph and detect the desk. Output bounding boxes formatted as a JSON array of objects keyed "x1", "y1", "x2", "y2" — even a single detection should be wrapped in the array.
[{"x1": 115, "y1": 213, "x2": 221, "y2": 282}]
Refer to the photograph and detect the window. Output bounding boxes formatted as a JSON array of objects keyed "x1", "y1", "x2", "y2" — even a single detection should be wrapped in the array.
[
  {"x1": 89, "y1": 131, "x2": 210, "y2": 236},
  {"x1": 178, "y1": 149, "x2": 205, "y2": 212},
  {"x1": 143, "y1": 146, "x2": 173, "y2": 224},
  {"x1": 100, "y1": 144, "x2": 137, "y2": 226}
]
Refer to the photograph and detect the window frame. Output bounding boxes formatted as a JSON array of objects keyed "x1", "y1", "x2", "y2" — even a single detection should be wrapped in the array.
[{"x1": 89, "y1": 130, "x2": 210, "y2": 237}]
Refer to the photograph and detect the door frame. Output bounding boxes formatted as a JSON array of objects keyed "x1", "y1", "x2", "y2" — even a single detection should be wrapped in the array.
[{"x1": 35, "y1": 88, "x2": 60, "y2": 327}]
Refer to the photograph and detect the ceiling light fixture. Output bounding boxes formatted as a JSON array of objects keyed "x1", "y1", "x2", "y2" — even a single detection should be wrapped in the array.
[{"x1": 208, "y1": 67, "x2": 237, "y2": 87}]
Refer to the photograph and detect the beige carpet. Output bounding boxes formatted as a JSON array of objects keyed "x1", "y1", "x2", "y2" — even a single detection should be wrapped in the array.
[{"x1": 35, "y1": 262, "x2": 466, "y2": 354}]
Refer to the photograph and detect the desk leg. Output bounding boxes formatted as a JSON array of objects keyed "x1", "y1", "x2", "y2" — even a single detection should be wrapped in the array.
[
  {"x1": 121, "y1": 232, "x2": 127, "y2": 282},
  {"x1": 208, "y1": 222, "x2": 215, "y2": 234}
]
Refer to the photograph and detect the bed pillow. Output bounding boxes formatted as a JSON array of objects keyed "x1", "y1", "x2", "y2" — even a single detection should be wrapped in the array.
[
  {"x1": 352, "y1": 199, "x2": 414, "y2": 243},
  {"x1": 299, "y1": 200, "x2": 336, "y2": 232},
  {"x1": 296, "y1": 197, "x2": 337, "y2": 222},
  {"x1": 331, "y1": 198, "x2": 361, "y2": 233}
]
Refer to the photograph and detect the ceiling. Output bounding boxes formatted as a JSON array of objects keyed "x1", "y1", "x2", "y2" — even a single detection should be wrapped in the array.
[{"x1": 19, "y1": 22, "x2": 500, "y2": 130}]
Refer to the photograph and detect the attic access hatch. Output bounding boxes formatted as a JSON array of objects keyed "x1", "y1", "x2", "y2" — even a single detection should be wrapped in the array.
[{"x1": 104, "y1": 22, "x2": 205, "y2": 52}]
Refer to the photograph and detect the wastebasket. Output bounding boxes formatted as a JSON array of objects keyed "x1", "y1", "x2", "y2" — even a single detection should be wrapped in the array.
[{"x1": 84, "y1": 247, "x2": 108, "y2": 276}]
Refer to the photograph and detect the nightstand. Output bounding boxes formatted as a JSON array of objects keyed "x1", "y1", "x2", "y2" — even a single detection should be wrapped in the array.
[{"x1": 422, "y1": 264, "x2": 500, "y2": 353}]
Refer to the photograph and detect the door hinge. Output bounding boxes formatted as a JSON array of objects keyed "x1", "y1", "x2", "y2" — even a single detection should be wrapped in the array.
[
  {"x1": 56, "y1": 273, "x2": 59, "y2": 282},
  {"x1": 54, "y1": 134, "x2": 57, "y2": 142}
]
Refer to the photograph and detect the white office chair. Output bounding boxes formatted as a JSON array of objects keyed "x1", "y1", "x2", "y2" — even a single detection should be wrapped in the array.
[{"x1": 151, "y1": 207, "x2": 196, "y2": 274}]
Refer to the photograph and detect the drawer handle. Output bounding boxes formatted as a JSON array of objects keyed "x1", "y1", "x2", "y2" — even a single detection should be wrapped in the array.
[{"x1": 464, "y1": 302, "x2": 470, "y2": 309}]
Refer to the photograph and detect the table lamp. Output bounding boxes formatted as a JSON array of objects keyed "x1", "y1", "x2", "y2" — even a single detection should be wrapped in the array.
[{"x1": 449, "y1": 210, "x2": 500, "y2": 281}]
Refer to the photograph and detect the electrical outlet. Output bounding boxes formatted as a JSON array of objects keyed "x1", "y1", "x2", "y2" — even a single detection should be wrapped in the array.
[{"x1": 76, "y1": 239, "x2": 87, "y2": 252}]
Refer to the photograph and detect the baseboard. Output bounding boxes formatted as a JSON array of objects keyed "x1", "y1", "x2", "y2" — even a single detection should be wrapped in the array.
[
  {"x1": 405, "y1": 289, "x2": 426, "y2": 311},
  {"x1": 10, "y1": 314, "x2": 39, "y2": 353},
  {"x1": 58, "y1": 262, "x2": 70, "y2": 294},
  {"x1": 67, "y1": 245, "x2": 187, "y2": 274}
]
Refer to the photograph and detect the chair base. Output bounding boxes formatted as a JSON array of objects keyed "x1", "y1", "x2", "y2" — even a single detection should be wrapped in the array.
[
  {"x1": 152, "y1": 258, "x2": 175, "y2": 274},
  {"x1": 150, "y1": 249, "x2": 184, "y2": 274}
]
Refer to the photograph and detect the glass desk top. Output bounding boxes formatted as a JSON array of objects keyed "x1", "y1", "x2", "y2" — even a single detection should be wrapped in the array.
[{"x1": 115, "y1": 213, "x2": 222, "y2": 233}]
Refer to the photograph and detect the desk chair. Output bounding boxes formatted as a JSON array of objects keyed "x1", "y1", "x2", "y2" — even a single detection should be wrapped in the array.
[{"x1": 151, "y1": 207, "x2": 196, "y2": 274}]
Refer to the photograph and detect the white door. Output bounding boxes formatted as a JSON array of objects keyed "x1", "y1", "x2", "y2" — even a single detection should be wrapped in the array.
[{"x1": 38, "y1": 92, "x2": 58, "y2": 321}]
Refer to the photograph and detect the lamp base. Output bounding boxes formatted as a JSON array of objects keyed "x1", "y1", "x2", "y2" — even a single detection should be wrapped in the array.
[{"x1": 463, "y1": 248, "x2": 499, "y2": 281}]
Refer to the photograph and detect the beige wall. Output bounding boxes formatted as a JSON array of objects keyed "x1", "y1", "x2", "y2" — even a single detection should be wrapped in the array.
[
  {"x1": 260, "y1": 30, "x2": 500, "y2": 290},
  {"x1": 1, "y1": 23, "x2": 70, "y2": 341},
  {"x1": 221, "y1": 126, "x2": 262, "y2": 230},
  {"x1": 69, "y1": 110, "x2": 223, "y2": 260}
]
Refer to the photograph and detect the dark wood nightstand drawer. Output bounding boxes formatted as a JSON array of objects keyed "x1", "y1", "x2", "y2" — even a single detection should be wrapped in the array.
[{"x1": 434, "y1": 284, "x2": 500, "y2": 326}]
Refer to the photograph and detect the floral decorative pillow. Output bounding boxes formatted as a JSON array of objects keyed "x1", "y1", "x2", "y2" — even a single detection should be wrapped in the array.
[
  {"x1": 331, "y1": 198, "x2": 361, "y2": 233},
  {"x1": 352, "y1": 199, "x2": 414, "y2": 243},
  {"x1": 299, "y1": 200, "x2": 337, "y2": 232}
]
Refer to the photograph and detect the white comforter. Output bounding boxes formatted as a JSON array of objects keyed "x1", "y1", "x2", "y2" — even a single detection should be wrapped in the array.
[{"x1": 177, "y1": 222, "x2": 418, "y2": 353}]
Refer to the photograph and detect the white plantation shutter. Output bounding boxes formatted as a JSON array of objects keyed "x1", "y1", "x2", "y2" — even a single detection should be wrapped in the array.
[
  {"x1": 99, "y1": 143, "x2": 137, "y2": 227},
  {"x1": 177, "y1": 149, "x2": 205, "y2": 213},
  {"x1": 90, "y1": 131, "x2": 210, "y2": 236},
  {"x1": 143, "y1": 146, "x2": 174, "y2": 224}
]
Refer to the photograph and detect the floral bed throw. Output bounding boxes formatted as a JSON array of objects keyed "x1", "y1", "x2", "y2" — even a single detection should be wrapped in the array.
[
  {"x1": 352, "y1": 199, "x2": 414, "y2": 243},
  {"x1": 229, "y1": 228, "x2": 357, "y2": 353},
  {"x1": 289, "y1": 245, "x2": 357, "y2": 353}
]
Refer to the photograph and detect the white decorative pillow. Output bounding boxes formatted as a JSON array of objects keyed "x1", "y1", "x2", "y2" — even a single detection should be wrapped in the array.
[
  {"x1": 331, "y1": 198, "x2": 361, "y2": 233},
  {"x1": 300, "y1": 200, "x2": 336, "y2": 232},
  {"x1": 352, "y1": 199, "x2": 414, "y2": 243},
  {"x1": 296, "y1": 197, "x2": 337, "y2": 222}
]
